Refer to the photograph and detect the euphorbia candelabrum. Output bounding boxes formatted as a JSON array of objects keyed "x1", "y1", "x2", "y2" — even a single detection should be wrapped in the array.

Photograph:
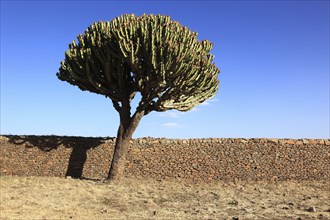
[{"x1": 57, "y1": 14, "x2": 220, "y2": 180}]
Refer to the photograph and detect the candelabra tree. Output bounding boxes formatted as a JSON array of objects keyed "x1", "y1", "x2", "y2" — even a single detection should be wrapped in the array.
[{"x1": 57, "y1": 14, "x2": 220, "y2": 180}]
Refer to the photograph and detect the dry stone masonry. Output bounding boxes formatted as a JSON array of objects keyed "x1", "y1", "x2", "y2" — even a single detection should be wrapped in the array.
[{"x1": 0, "y1": 135, "x2": 329, "y2": 182}]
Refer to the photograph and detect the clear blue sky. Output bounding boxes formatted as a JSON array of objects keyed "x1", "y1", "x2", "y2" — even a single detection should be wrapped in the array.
[{"x1": 1, "y1": 0, "x2": 329, "y2": 139}]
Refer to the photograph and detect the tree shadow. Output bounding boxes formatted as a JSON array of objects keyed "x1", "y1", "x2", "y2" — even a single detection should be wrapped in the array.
[{"x1": 6, "y1": 135, "x2": 105, "y2": 179}]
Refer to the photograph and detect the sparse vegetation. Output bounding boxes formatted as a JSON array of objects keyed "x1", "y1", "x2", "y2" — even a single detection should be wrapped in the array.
[{"x1": 1, "y1": 176, "x2": 329, "y2": 219}]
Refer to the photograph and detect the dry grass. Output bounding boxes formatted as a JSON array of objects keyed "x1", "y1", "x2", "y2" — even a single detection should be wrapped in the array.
[{"x1": 0, "y1": 176, "x2": 329, "y2": 219}]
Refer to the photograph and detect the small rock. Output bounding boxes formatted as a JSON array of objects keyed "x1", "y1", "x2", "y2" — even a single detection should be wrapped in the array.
[
  {"x1": 228, "y1": 200, "x2": 238, "y2": 205},
  {"x1": 271, "y1": 176, "x2": 278, "y2": 181},
  {"x1": 268, "y1": 139, "x2": 278, "y2": 143},
  {"x1": 192, "y1": 163, "x2": 198, "y2": 169},
  {"x1": 306, "y1": 206, "x2": 316, "y2": 212},
  {"x1": 101, "y1": 208, "x2": 108, "y2": 213},
  {"x1": 232, "y1": 217, "x2": 239, "y2": 220},
  {"x1": 285, "y1": 140, "x2": 295, "y2": 145},
  {"x1": 303, "y1": 196, "x2": 312, "y2": 200},
  {"x1": 302, "y1": 139, "x2": 309, "y2": 144},
  {"x1": 25, "y1": 143, "x2": 34, "y2": 148},
  {"x1": 240, "y1": 139, "x2": 248, "y2": 143},
  {"x1": 278, "y1": 139, "x2": 284, "y2": 144},
  {"x1": 105, "y1": 139, "x2": 115, "y2": 143}
]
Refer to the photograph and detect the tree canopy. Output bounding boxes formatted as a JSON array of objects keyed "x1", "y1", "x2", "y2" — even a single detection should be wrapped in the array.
[{"x1": 57, "y1": 14, "x2": 220, "y2": 115}]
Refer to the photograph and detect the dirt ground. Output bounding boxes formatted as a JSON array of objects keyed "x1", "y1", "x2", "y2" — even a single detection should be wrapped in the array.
[{"x1": 0, "y1": 176, "x2": 329, "y2": 220}]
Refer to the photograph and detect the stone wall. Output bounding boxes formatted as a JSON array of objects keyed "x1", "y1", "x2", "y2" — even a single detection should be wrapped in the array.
[{"x1": 1, "y1": 135, "x2": 329, "y2": 182}]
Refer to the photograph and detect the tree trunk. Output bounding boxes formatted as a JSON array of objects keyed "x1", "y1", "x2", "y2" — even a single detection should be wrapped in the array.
[
  {"x1": 107, "y1": 108, "x2": 143, "y2": 180},
  {"x1": 107, "y1": 128, "x2": 130, "y2": 180}
]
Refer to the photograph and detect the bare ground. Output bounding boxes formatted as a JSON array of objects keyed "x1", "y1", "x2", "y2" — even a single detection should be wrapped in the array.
[{"x1": 0, "y1": 176, "x2": 329, "y2": 220}]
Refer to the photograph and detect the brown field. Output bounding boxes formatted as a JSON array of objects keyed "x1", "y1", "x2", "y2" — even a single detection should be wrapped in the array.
[{"x1": 0, "y1": 176, "x2": 329, "y2": 219}]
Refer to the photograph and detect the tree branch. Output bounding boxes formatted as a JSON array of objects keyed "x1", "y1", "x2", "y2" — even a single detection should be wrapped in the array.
[{"x1": 112, "y1": 100, "x2": 121, "y2": 112}]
